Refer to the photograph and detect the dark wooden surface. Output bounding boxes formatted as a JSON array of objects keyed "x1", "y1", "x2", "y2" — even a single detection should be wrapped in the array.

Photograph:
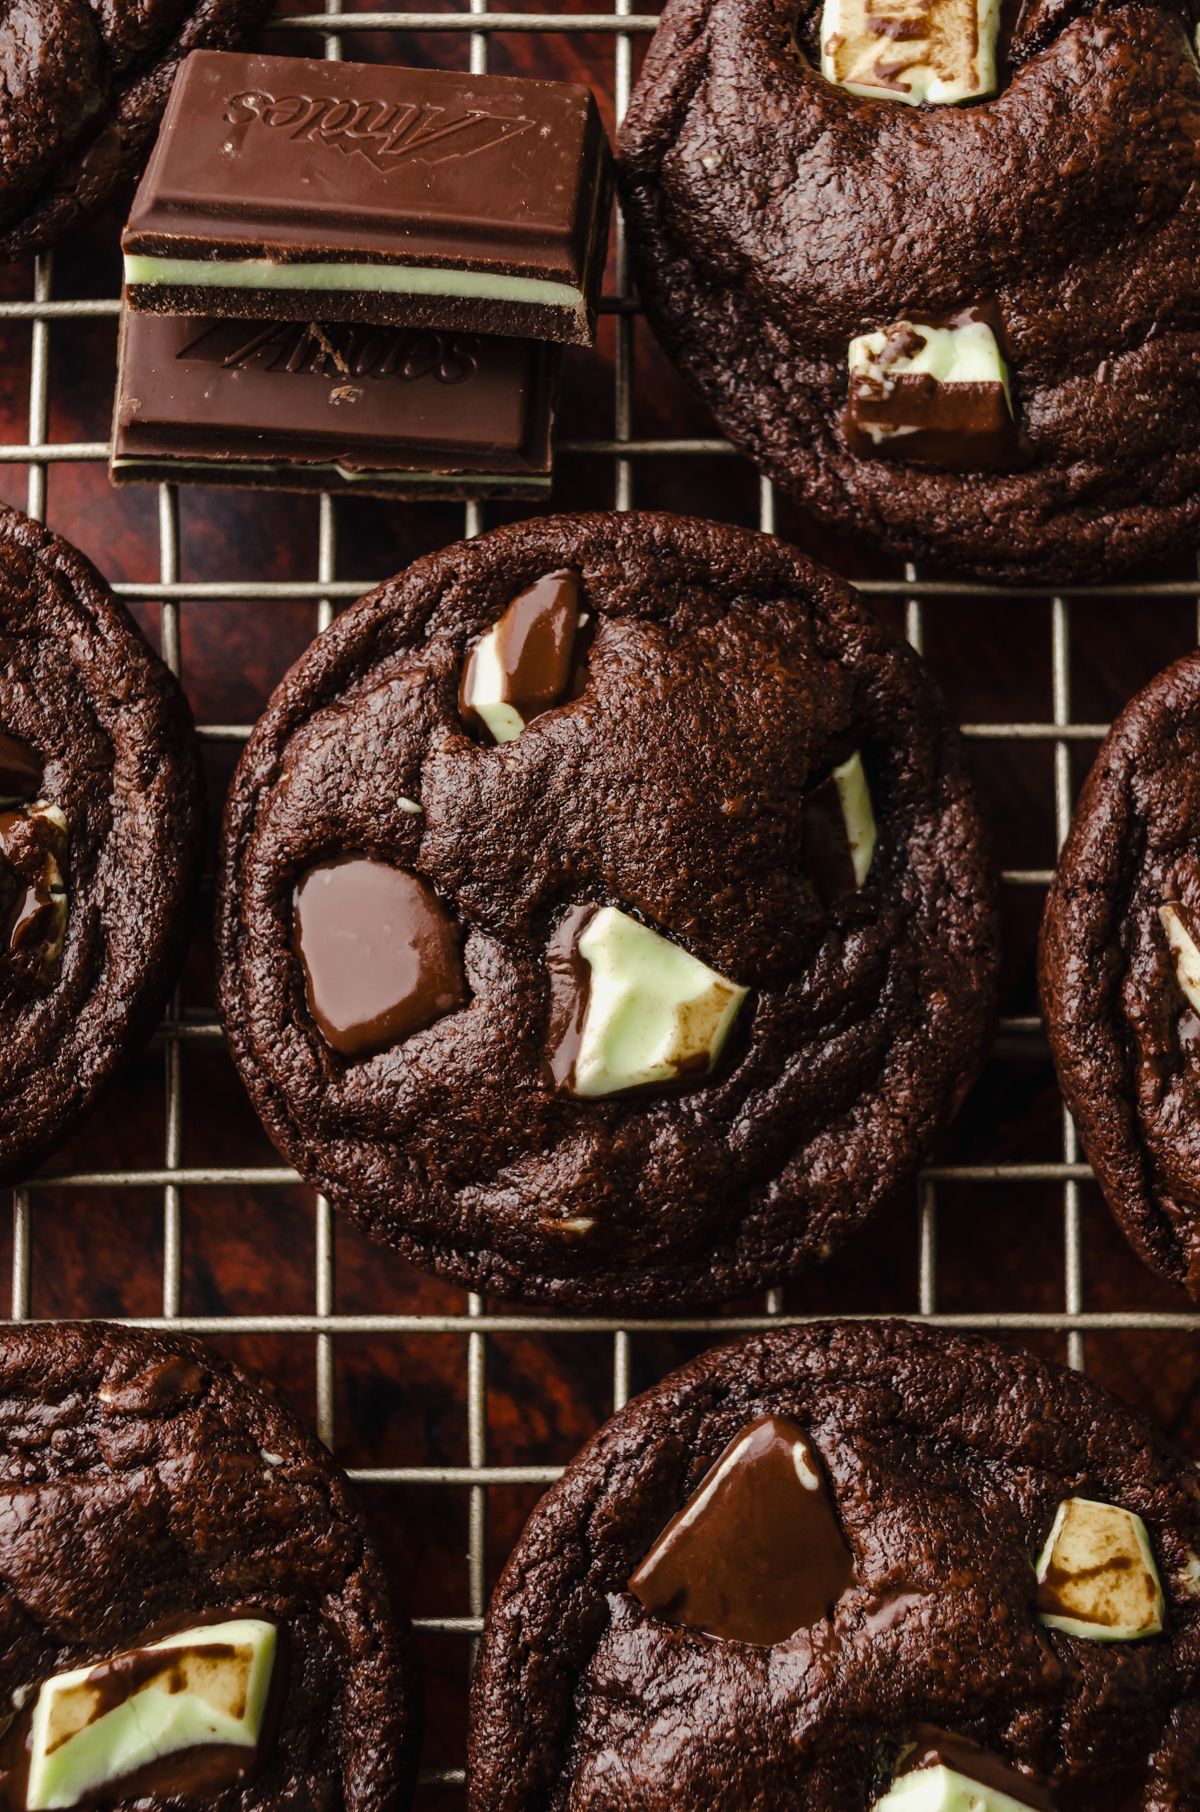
[{"x1": 2, "y1": 4, "x2": 1199, "y2": 1798}]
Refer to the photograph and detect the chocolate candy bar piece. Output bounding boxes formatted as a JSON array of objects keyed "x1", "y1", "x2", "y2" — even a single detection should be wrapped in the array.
[
  {"x1": 544, "y1": 905, "x2": 748, "y2": 1099},
  {"x1": 109, "y1": 311, "x2": 557, "y2": 500},
  {"x1": 884, "y1": 1728, "x2": 1057, "y2": 1812},
  {"x1": 121, "y1": 51, "x2": 612, "y2": 347},
  {"x1": 821, "y1": 0, "x2": 1000, "y2": 103},
  {"x1": 25, "y1": 1618, "x2": 280, "y2": 1811},
  {"x1": 1034, "y1": 1497, "x2": 1165, "y2": 1641},
  {"x1": 844, "y1": 308, "x2": 1026, "y2": 471}
]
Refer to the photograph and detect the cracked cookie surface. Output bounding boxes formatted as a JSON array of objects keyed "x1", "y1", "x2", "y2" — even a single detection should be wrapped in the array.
[
  {"x1": 616, "y1": 0, "x2": 1200, "y2": 581},
  {"x1": 217, "y1": 512, "x2": 998, "y2": 1311},
  {"x1": 468, "y1": 1321, "x2": 1200, "y2": 1812},
  {"x1": 0, "y1": 1321, "x2": 420, "y2": 1812},
  {"x1": 1041, "y1": 650, "x2": 1200, "y2": 1302},
  {"x1": 0, "y1": 505, "x2": 202, "y2": 1187}
]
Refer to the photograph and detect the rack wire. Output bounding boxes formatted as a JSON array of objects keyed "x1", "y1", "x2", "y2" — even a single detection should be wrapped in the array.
[{"x1": 5, "y1": 0, "x2": 1200, "y2": 1794}]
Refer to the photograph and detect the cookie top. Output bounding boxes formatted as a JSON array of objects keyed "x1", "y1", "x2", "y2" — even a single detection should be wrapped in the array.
[
  {"x1": 1040, "y1": 650, "x2": 1200, "y2": 1302},
  {"x1": 217, "y1": 511, "x2": 998, "y2": 1311},
  {"x1": 0, "y1": 0, "x2": 273, "y2": 262},
  {"x1": 616, "y1": 0, "x2": 1200, "y2": 583},
  {"x1": 467, "y1": 1321, "x2": 1200, "y2": 1811},
  {"x1": 0, "y1": 1321, "x2": 419, "y2": 1812},
  {"x1": 0, "y1": 506, "x2": 202, "y2": 1187}
]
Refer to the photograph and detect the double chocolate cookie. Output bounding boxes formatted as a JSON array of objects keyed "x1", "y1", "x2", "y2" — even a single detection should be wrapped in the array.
[
  {"x1": 0, "y1": 1321, "x2": 420, "y2": 1812},
  {"x1": 468, "y1": 1321, "x2": 1200, "y2": 1811},
  {"x1": 0, "y1": 0, "x2": 273, "y2": 262},
  {"x1": 1041, "y1": 651, "x2": 1200, "y2": 1302},
  {"x1": 217, "y1": 511, "x2": 998, "y2": 1310},
  {"x1": 616, "y1": 0, "x2": 1200, "y2": 582},
  {"x1": 0, "y1": 506, "x2": 202, "y2": 1187}
]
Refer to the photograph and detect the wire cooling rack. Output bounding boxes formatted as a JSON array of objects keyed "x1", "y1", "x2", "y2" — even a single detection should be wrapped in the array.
[{"x1": 5, "y1": 0, "x2": 1200, "y2": 1795}]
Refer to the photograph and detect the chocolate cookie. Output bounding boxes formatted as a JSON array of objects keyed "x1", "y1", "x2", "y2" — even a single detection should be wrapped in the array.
[
  {"x1": 468, "y1": 1320, "x2": 1200, "y2": 1811},
  {"x1": 615, "y1": 0, "x2": 1200, "y2": 583},
  {"x1": 0, "y1": 505, "x2": 202, "y2": 1187},
  {"x1": 0, "y1": 1321, "x2": 420, "y2": 1812},
  {"x1": 216, "y1": 511, "x2": 999, "y2": 1311},
  {"x1": 1040, "y1": 651, "x2": 1200, "y2": 1302},
  {"x1": 0, "y1": 0, "x2": 273, "y2": 262}
]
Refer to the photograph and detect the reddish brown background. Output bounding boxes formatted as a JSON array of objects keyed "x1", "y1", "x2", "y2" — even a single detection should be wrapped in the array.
[{"x1": 2, "y1": 3, "x2": 1199, "y2": 1801}]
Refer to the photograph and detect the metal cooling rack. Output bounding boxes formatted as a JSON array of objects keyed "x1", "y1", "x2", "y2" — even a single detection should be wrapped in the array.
[{"x1": 5, "y1": 0, "x2": 1200, "y2": 1792}]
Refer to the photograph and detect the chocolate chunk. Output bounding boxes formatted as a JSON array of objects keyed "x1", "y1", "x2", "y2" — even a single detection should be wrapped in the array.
[
  {"x1": 845, "y1": 309, "x2": 1026, "y2": 472},
  {"x1": 459, "y1": 568, "x2": 586, "y2": 742},
  {"x1": 544, "y1": 903, "x2": 597, "y2": 1090},
  {"x1": 846, "y1": 374, "x2": 1018, "y2": 471},
  {"x1": 821, "y1": 0, "x2": 1001, "y2": 102},
  {"x1": 0, "y1": 803, "x2": 67, "y2": 985},
  {"x1": 627, "y1": 1414, "x2": 853, "y2": 1644},
  {"x1": 802, "y1": 774, "x2": 859, "y2": 904},
  {"x1": 896, "y1": 1728, "x2": 1056, "y2": 1810},
  {"x1": 122, "y1": 51, "x2": 613, "y2": 346},
  {"x1": 543, "y1": 903, "x2": 748, "y2": 1099},
  {"x1": 110, "y1": 313, "x2": 558, "y2": 501},
  {"x1": 23, "y1": 1617, "x2": 283, "y2": 1811},
  {"x1": 802, "y1": 749, "x2": 877, "y2": 905},
  {"x1": 293, "y1": 856, "x2": 469, "y2": 1058},
  {"x1": 0, "y1": 733, "x2": 41, "y2": 804},
  {"x1": 1159, "y1": 900, "x2": 1200, "y2": 1016},
  {"x1": 1034, "y1": 1498, "x2": 1164, "y2": 1641}
]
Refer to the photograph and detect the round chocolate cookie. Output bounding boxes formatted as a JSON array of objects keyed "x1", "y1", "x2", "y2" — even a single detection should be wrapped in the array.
[
  {"x1": 0, "y1": 0, "x2": 273, "y2": 262},
  {"x1": 0, "y1": 1321, "x2": 420, "y2": 1812},
  {"x1": 217, "y1": 511, "x2": 998, "y2": 1311},
  {"x1": 0, "y1": 505, "x2": 202, "y2": 1186},
  {"x1": 616, "y1": 0, "x2": 1200, "y2": 583},
  {"x1": 1040, "y1": 650, "x2": 1200, "y2": 1302},
  {"x1": 468, "y1": 1321, "x2": 1200, "y2": 1811}
]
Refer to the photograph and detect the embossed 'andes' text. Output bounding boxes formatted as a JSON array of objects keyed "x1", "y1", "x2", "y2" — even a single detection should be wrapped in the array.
[
  {"x1": 177, "y1": 323, "x2": 481, "y2": 385},
  {"x1": 222, "y1": 91, "x2": 534, "y2": 171}
]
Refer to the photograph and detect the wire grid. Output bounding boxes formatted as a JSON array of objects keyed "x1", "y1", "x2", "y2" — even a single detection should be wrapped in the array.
[{"x1": 6, "y1": 0, "x2": 1200, "y2": 1792}]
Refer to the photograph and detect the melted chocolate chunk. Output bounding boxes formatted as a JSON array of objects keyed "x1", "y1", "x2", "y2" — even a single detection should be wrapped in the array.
[
  {"x1": 879, "y1": 324, "x2": 929, "y2": 366},
  {"x1": 460, "y1": 569, "x2": 588, "y2": 739},
  {"x1": 543, "y1": 904, "x2": 599, "y2": 1090},
  {"x1": 627, "y1": 1414, "x2": 853, "y2": 1644},
  {"x1": 801, "y1": 773, "x2": 859, "y2": 906},
  {"x1": 0, "y1": 1611, "x2": 288, "y2": 1812},
  {"x1": 541, "y1": 903, "x2": 739, "y2": 1101},
  {"x1": 293, "y1": 856, "x2": 469, "y2": 1058},
  {"x1": 898, "y1": 1726, "x2": 1056, "y2": 1811},
  {"x1": 845, "y1": 302, "x2": 1029, "y2": 473},
  {"x1": 0, "y1": 734, "x2": 41, "y2": 804},
  {"x1": 1033, "y1": 1526, "x2": 1160, "y2": 1634},
  {"x1": 86, "y1": 1641, "x2": 241, "y2": 1720},
  {"x1": 0, "y1": 808, "x2": 66, "y2": 983}
]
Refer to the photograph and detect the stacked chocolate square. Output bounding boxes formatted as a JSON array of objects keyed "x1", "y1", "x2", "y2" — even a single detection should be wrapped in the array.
[{"x1": 111, "y1": 50, "x2": 612, "y2": 500}]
